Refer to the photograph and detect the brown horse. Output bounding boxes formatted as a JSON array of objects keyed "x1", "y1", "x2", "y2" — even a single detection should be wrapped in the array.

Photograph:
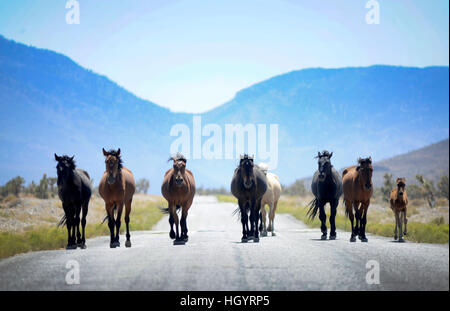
[
  {"x1": 99, "y1": 148, "x2": 136, "y2": 248},
  {"x1": 342, "y1": 157, "x2": 373, "y2": 242},
  {"x1": 161, "y1": 153, "x2": 196, "y2": 245},
  {"x1": 390, "y1": 177, "x2": 408, "y2": 242}
]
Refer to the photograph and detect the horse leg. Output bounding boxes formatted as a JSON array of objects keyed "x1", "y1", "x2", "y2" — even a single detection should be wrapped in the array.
[
  {"x1": 360, "y1": 206, "x2": 368, "y2": 242},
  {"x1": 64, "y1": 204, "x2": 76, "y2": 249},
  {"x1": 345, "y1": 200, "x2": 356, "y2": 242},
  {"x1": 394, "y1": 210, "x2": 399, "y2": 240},
  {"x1": 270, "y1": 200, "x2": 278, "y2": 236},
  {"x1": 403, "y1": 210, "x2": 408, "y2": 236},
  {"x1": 318, "y1": 201, "x2": 327, "y2": 240},
  {"x1": 260, "y1": 203, "x2": 267, "y2": 237},
  {"x1": 172, "y1": 205, "x2": 182, "y2": 244},
  {"x1": 106, "y1": 203, "x2": 116, "y2": 248},
  {"x1": 239, "y1": 200, "x2": 248, "y2": 242},
  {"x1": 180, "y1": 208, "x2": 189, "y2": 242},
  {"x1": 168, "y1": 203, "x2": 175, "y2": 239},
  {"x1": 248, "y1": 200, "x2": 256, "y2": 239},
  {"x1": 398, "y1": 211, "x2": 404, "y2": 242},
  {"x1": 329, "y1": 199, "x2": 338, "y2": 239},
  {"x1": 124, "y1": 199, "x2": 132, "y2": 247},
  {"x1": 354, "y1": 202, "x2": 361, "y2": 239},
  {"x1": 74, "y1": 203, "x2": 81, "y2": 246},
  {"x1": 114, "y1": 204, "x2": 123, "y2": 247},
  {"x1": 253, "y1": 200, "x2": 261, "y2": 242},
  {"x1": 79, "y1": 203, "x2": 88, "y2": 249}
]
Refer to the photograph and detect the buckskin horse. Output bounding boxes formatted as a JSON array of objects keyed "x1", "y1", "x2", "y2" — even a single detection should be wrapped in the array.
[
  {"x1": 99, "y1": 148, "x2": 136, "y2": 248},
  {"x1": 307, "y1": 151, "x2": 343, "y2": 240},
  {"x1": 342, "y1": 157, "x2": 373, "y2": 242},
  {"x1": 258, "y1": 163, "x2": 281, "y2": 237},
  {"x1": 390, "y1": 177, "x2": 408, "y2": 242},
  {"x1": 161, "y1": 153, "x2": 196, "y2": 245},
  {"x1": 54, "y1": 154, "x2": 93, "y2": 249},
  {"x1": 231, "y1": 155, "x2": 267, "y2": 243}
]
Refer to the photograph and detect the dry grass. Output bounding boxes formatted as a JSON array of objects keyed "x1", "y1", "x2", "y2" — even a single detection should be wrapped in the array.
[
  {"x1": 0, "y1": 194, "x2": 166, "y2": 259},
  {"x1": 216, "y1": 194, "x2": 449, "y2": 244}
]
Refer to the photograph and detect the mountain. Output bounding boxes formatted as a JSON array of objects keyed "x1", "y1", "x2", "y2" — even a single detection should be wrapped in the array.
[
  {"x1": 0, "y1": 35, "x2": 449, "y2": 192},
  {"x1": 371, "y1": 139, "x2": 449, "y2": 186}
]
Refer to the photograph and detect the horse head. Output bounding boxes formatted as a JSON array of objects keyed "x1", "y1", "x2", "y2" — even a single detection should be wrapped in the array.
[
  {"x1": 356, "y1": 157, "x2": 373, "y2": 191},
  {"x1": 169, "y1": 152, "x2": 187, "y2": 187},
  {"x1": 102, "y1": 148, "x2": 123, "y2": 185},
  {"x1": 54, "y1": 153, "x2": 75, "y2": 184},
  {"x1": 316, "y1": 151, "x2": 333, "y2": 182},
  {"x1": 239, "y1": 154, "x2": 255, "y2": 189},
  {"x1": 396, "y1": 177, "x2": 406, "y2": 197}
]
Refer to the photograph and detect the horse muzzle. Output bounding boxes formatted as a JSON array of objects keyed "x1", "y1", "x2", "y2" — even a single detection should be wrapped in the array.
[
  {"x1": 244, "y1": 180, "x2": 253, "y2": 189},
  {"x1": 318, "y1": 173, "x2": 326, "y2": 181},
  {"x1": 107, "y1": 175, "x2": 116, "y2": 185},
  {"x1": 175, "y1": 178, "x2": 184, "y2": 186}
]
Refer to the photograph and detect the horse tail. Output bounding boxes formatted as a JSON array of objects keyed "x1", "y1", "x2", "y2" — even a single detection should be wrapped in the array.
[
  {"x1": 102, "y1": 204, "x2": 117, "y2": 224},
  {"x1": 306, "y1": 198, "x2": 319, "y2": 220},
  {"x1": 159, "y1": 205, "x2": 181, "y2": 214},
  {"x1": 58, "y1": 214, "x2": 67, "y2": 227}
]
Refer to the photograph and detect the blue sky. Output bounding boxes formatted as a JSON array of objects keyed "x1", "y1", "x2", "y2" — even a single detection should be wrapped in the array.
[{"x1": 0, "y1": 0, "x2": 448, "y2": 113}]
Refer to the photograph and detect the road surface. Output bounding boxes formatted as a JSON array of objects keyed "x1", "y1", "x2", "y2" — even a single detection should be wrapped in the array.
[{"x1": 0, "y1": 196, "x2": 448, "y2": 290}]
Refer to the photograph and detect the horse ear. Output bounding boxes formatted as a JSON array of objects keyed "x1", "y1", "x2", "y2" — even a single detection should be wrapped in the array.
[
  {"x1": 70, "y1": 155, "x2": 74, "y2": 161},
  {"x1": 117, "y1": 148, "x2": 121, "y2": 156},
  {"x1": 317, "y1": 151, "x2": 321, "y2": 158},
  {"x1": 368, "y1": 156, "x2": 372, "y2": 163},
  {"x1": 54, "y1": 153, "x2": 60, "y2": 161},
  {"x1": 356, "y1": 166, "x2": 360, "y2": 171},
  {"x1": 102, "y1": 148, "x2": 108, "y2": 156},
  {"x1": 329, "y1": 152, "x2": 333, "y2": 158}
]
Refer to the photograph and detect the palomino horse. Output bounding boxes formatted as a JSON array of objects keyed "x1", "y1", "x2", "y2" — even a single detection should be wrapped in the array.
[
  {"x1": 99, "y1": 148, "x2": 136, "y2": 248},
  {"x1": 342, "y1": 157, "x2": 373, "y2": 242},
  {"x1": 390, "y1": 177, "x2": 408, "y2": 242},
  {"x1": 55, "y1": 154, "x2": 93, "y2": 249},
  {"x1": 258, "y1": 163, "x2": 281, "y2": 237},
  {"x1": 307, "y1": 151, "x2": 342, "y2": 240},
  {"x1": 231, "y1": 155, "x2": 267, "y2": 243},
  {"x1": 161, "y1": 153, "x2": 196, "y2": 245}
]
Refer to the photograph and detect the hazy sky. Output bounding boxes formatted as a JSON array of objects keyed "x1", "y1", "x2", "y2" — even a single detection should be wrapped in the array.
[{"x1": 0, "y1": 0, "x2": 448, "y2": 112}]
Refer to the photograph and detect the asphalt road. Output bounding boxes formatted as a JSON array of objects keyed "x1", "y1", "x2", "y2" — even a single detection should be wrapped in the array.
[{"x1": 0, "y1": 196, "x2": 448, "y2": 291}]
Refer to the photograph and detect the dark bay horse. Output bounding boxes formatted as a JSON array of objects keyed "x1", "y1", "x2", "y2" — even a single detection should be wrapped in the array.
[
  {"x1": 161, "y1": 153, "x2": 196, "y2": 245},
  {"x1": 231, "y1": 155, "x2": 267, "y2": 243},
  {"x1": 342, "y1": 157, "x2": 373, "y2": 242},
  {"x1": 55, "y1": 154, "x2": 92, "y2": 249},
  {"x1": 307, "y1": 151, "x2": 342, "y2": 240},
  {"x1": 99, "y1": 148, "x2": 136, "y2": 248}
]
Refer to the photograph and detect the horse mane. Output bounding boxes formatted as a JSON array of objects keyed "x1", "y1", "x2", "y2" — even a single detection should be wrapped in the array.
[
  {"x1": 168, "y1": 152, "x2": 187, "y2": 163},
  {"x1": 106, "y1": 149, "x2": 123, "y2": 169}
]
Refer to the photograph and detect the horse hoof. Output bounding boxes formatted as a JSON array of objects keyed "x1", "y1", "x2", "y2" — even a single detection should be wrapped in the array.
[
  {"x1": 182, "y1": 236, "x2": 189, "y2": 242},
  {"x1": 261, "y1": 232, "x2": 267, "y2": 237},
  {"x1": 361, "y1": 238, "x2": 368, "y2": 242},
  {"x1": 247, "y1": 235, "x2": 254, "y2": 240},
  {"x1": 394, "y1": 235, "x2": 398, "y2": 240},
  {"x1": 241, "y1": 237, "x2": 248, "y2": 243},
  {"x1": 173, "y1": 239, "x2": 185, "y2": 245},
  {"x1": 253, "y1": 237, "x2": 260, "y2": 243},
  {"x1": 271, "y1": 232, "x2": 276, "y2": 236},
  {"x1": 350, "y1": 237, "x2": 356, "y2": 242},
  {"x1": 169, "y1": 231, "x2": 176, "y2": 239},
  {"x1": 110, "y1": 243, "x2": 116, "y2": 248},
  {"x1": 321, "y1": 235, "x2": 327, "y2": 240},
  {"x1": 398, "y1": 238, "x2": 405, "y2": 243},
  {"x1": 66, "y1": 244, "x2": 77, "y2": 250},
  {"x1": 78, "y1": 244, "x2": 87, "y2": 249},
  {"x1": 329, "y1": 235, "x2": 336, "y2": 240},
  {"x1": 125, "y1": 240, "x2": 131, "y2": 248}
]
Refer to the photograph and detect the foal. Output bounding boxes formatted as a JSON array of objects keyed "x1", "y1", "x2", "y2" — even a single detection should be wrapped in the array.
[
  {"x1": 99, "y1": 148, "x2": 136, "y2": 248},
  {"x1": 390, "y1": 178, "x2": 408, "y2": 242}
]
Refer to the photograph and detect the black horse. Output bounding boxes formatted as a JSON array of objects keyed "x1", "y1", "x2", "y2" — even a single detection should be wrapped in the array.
[
  {"x1": 55, "y1": 154, "x2": 93, "y2": 249},
  {"x1": 231, "y1": 155, "x2": 267, "y2": 243},
  {"x1": 307, "y1": 151, "x2": 343, "y2": 240}
]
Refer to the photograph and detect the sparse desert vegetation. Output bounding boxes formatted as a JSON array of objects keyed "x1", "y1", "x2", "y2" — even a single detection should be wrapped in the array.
[{"x1": 0, "y1": 175, "x2": 164, "y2": 259}]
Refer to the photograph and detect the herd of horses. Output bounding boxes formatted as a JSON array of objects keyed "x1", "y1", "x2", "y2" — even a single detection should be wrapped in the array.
[{"x1": 53, "y1": 149, "x2": 409, "y2": 249}]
